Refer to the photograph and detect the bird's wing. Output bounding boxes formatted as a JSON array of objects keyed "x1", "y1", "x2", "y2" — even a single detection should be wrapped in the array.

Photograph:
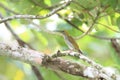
[{"x1": 68, "y1": 36, "x2": 79, "y2": 50}]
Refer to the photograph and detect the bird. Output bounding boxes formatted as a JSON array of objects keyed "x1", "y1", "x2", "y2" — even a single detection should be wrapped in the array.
[{"x1": 56, "y1": 30, "x2": 83, "y2": 54}]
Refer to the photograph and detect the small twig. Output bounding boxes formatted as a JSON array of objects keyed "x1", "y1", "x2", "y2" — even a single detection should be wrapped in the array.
[
  {"x1": 57, "y1": 12, "x2": 120, "y2": 40},
  {"x1": 89, "y1": 35, "x2": 120, "y2": 40},
  {"x1": 0, "y1": 3, "x2": 19, "y2": 14},
  {"x1": 0, "y1": 3, "x2": 60, "y2": 36},
  {"x1": 77, "y1": 11, "x2": 100, "y2": 39},
  {"x1": 111, "y1": 38, "x2": 120, "y2": 55},
  {"x1": 3, "y1": 0, "x2": 119, "y2": 41},
  {"x1": 72, "y1": 0, "x2": 94, "y2": 19},
  {"x1": 101, "y1": 5, "x2": 110, "y2": 13},
  {"x1": 54, "y1": 71, "x2": 67, "y2": 80},
  {"x1": 98, "y1": 11, "x2": 115, "y2": 18},
  {"x1": 57, "y1": 13, "x2": 84, "y2": 32},
  {"x1": 96, "y1": 22, "x2": 120, "y2": 33},
  {"x1": 0, "y1": 0, "x2": 72, "y2": 23},
  {"x1": 32, "y1": 66, "x2": 44, "y2": 80}
]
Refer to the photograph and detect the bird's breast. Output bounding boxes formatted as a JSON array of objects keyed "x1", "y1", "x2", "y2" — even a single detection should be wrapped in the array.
[{"x1": 64, "y1": 38, "x2": 75, "y2": 49}]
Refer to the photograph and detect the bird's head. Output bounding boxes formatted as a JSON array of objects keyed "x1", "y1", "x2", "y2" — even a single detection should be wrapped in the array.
[{"x1": 54, "y1": 30, "x2": 69, "y2": 36}]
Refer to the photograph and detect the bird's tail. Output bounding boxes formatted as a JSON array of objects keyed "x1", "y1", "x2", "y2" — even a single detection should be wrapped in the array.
[{"x1": 78, "y1": 49, "x2": 83, "y2": 54}]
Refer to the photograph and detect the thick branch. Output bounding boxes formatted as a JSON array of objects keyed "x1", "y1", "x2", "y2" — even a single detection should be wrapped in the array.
[
  {"x1": 0, "y1": 42, "x2": 120, "y2": 80},
  {"x1": 0, "y1": 42, "x2": 44, "y2": 65}
]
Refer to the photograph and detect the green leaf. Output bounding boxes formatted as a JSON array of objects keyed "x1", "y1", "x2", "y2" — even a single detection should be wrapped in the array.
[
  {"x1": 6, "y1": 0, "x2": 42, "y2": 14},
  {"x1": 71, "y1": 18, "x2": 82, "y2": 26},
  {"x1": 44, "y1": 0, "x2": 51, "y2": 6},
  {"x1": 71, "y1": 0, "x2": 99, "y2": 10},
  {"x1": 101, "y1": 0, "x2": 117, "y2": 9},
  {"x1": 50, "y1": 0, "x2": 60, "y2": 5},
  {"x1": 116, "y1": 16, "x2": 120, "y2": 30}
]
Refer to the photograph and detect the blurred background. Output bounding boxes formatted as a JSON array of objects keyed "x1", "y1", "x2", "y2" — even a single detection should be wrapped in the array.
[{"x1": 0, "y1": 0, "x2": 120, "y2": 80}]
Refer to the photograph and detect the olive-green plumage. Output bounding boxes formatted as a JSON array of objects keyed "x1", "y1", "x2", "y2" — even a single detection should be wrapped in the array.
[{"x1": 58, "y1": 30, "x2": 82, "y2": 54}]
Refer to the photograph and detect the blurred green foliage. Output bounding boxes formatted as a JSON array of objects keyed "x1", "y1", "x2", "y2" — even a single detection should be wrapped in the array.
[{"x1": 0, "y1": 0, "x2": 120, "y2": 80}]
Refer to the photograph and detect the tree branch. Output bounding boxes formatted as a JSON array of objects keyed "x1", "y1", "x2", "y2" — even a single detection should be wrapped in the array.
[
  {"x1": 0, "y1": 42, "x2": 119, "y2": 80},
  {"x1": 57, "y1": 13, "x2": 120, "y2": 40},
  {"x1": 0, "y1": 0, "x2": 72, "y2": 23},
  {"x1": 0, "y1": 1, "x2": 120, "y2": 80},
  {"x1": 96, "y1": 22, "x2": 120, "y2": 33},
  {"x1": 0, "y1": 3, "x2": 66, "y2": 80},
  {"x1": 0, "y1": 3, "x2": 19, "y2": 14},
  {"x1": 0, "y1": 42, "x2": 44, "y2": 65},
  {"x1": 76, "y1": 11, "x2": 100, "y2": 39},
  {"x1": 2, "y1": 0, "x2": 120, "y2": 41},
  {"x1": 111, "y1": 39, "x2": 120, "y2": 55},
  {"x1": 0, "y1": 13, "x2": 44, "y2": 80}
]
